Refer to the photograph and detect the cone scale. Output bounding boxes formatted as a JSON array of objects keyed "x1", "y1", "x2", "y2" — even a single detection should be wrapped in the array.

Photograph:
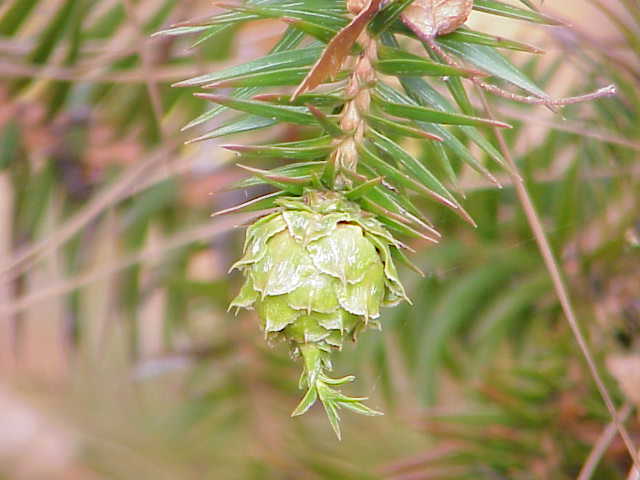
[{"x1": 230, "y1": 190, "x2": 408, "y2": 437}]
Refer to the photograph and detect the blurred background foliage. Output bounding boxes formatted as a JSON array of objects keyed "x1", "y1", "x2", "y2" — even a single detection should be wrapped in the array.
[{"x1": 0, "y1": 0, "x2": 638, "y2": 479}]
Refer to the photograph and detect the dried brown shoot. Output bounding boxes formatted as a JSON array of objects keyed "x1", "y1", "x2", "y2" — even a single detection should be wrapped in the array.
[
  {"x1": 401, "y1": 0, "x2": 474, "y2": 38},
  {"x1": 291, "y1": 0, "x2": 383, "y2": 100}
]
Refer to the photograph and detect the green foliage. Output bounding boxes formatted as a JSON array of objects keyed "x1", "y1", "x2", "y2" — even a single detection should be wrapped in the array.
[
  {"x1": 0, "y1": 0, "x2": 638, "y2": 477},
  {"x1": 161, "y1": 0, "x2": 605, "y2": 434}
]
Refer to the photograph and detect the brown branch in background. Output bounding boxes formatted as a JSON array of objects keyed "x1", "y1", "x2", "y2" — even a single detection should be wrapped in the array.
[
  {"x1": 492, "y1": 104, "x2": 640, "y2": 152},
  {"x1": 383, "y1": 466, "x2": 468, "y2": 480},
  {"x1": 477, "y1": 89, "x2": 640, "y2": 473},
  {"x1": 378, "y1": 445, "x2": 460, "y2": 478},
  {"x1": 121, "y1": 0, "x2": 165, "y2": 134},
  {"x1": 578, "y1": 403, "x2": 634, "y2": 480},
  {"x1": 423, "y1": 36, "x2": 616, "y2": 108},
  {"x1": 541, "y1": 2, "x2": 640, "y2": 84},
  {"x1": 0, "y1": 213, "x2": 259, "y2": 317},
  {"x1": 0, "y1": 172, "x2": 17, "y2": 373},
  {"x1": 0, "y1": 59, "x2": 233, "y2": 83},
  {"x1": 0, "y1": 143, "x2": 178, "y2": 284},
  {"x1": 0, "y1": 22, "x2": 279, "y2": 85}
]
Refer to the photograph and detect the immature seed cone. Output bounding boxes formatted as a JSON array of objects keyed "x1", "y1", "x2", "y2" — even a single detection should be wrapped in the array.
[{"x1": 230, "y1": 190, "x2": 408, "y2": 437}]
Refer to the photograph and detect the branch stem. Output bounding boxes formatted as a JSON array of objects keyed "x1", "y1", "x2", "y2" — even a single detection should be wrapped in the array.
[
  {"x1": 425, "y1": 37, "x2": 615, "y2": 107},
  {"x1": 478, "y1": 90, "x2": 640, "y2": 472},
  {"x1": 578, "y1": 403, "x2": 634, "y2": 480},
  {"x1": 331, "y1": 3, "x2": 378, "y2": 188}
]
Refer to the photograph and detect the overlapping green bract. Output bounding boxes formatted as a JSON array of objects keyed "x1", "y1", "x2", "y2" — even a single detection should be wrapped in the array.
[
  {"x1": 230, "y1": 190, "x2": 407, "y2": 351},
  {"x1": 229, "y1": 190, "x2": 409, "y2": 436}
]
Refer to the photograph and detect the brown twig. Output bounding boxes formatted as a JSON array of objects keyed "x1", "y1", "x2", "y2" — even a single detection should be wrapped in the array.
[
  {"x1": 578, "y1": 403, "x2": 634, "y2": 480},
  {"x1": 0, "y1": 212, "x2": 259, "y2": 317},
  {"x1": 478, "y1": 89, "x2": 640, "y2": 472},
  {"x1": 424, "y1": 37, "x2": 615, "y2": 108},
  {"x1": 379, "y1": 445, "x2": 460, "y2": 476},
  {"x1": 121, "y1": 0, "x2": 165, "y2": 134},
  {"x1": 492, "y1": 104, "x2": 640, "y2": 152},
  {"x1": 0, "y1": 143, "x2": 177, "y2": 284},
  {"x1": 0, "y1": 59, "x2": 234, "y2": 83}
]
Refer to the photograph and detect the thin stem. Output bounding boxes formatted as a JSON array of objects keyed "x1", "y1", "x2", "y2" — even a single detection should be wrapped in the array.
[
  {"x1": 294, "y1": 342, "x2": 382, "y2": 440},
  {"x1": 0, "y1": 143, "x2": 177, "y2": 284},
  {"x1": 478, "y1": 90, "x2": 640, "y2": 472},
  {"x1": 477, "y1": 82, "x2": 616, "y2": 106},
  {"x1": 425, "y1": 37, "x2": 615, "y2": 107},
  {"x1": 578, "y1": 403, "x2": 634, "y2": 480},
  {"x1": 122, "y1": 0, "x2": 165, "y2": 134},
  {"x1": 0, "y1": 213, "x2": 257, "y2": 317}
]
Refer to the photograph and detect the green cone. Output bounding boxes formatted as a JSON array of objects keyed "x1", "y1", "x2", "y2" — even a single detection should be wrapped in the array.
[{"x1": 230, "y1": 190, "x2": 408, "y2": 438}]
